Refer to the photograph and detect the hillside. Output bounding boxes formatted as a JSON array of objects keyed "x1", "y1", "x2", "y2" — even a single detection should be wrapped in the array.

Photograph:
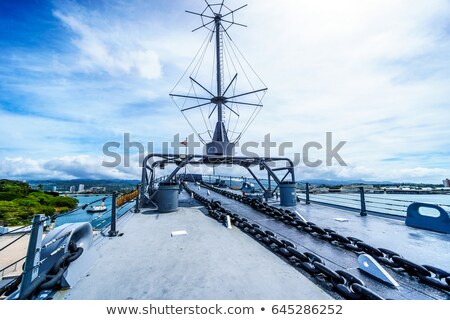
[{"x1": 0, "y1": 179, "x2": 78, "y2": 226}]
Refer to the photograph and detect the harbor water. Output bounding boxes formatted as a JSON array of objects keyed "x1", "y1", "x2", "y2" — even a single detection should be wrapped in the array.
[{"x1": 56, "y1": 195, "x2": 135, "y2": 229}]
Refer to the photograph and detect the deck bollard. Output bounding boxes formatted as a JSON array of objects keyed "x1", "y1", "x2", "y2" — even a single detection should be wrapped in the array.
[{"x1": 359, "y1": 187, "x2": 367, "y2": 216}]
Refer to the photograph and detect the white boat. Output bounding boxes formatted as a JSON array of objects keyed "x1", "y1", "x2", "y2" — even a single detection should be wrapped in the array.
[{"x1": 86, "y1": 202, "x2": 107, "y2": 213}]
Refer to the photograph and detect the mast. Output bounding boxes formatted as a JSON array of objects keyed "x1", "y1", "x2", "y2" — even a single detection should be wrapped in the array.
[
  {"x1": 170, "y1": 1, "x2": 267, "y2": 156},
  {"x1": 215, "y1": 15, "x2": 223, "y2": 124},
  {"x1": 212, "y1": 12, "x2": 229, "y2": 146}
]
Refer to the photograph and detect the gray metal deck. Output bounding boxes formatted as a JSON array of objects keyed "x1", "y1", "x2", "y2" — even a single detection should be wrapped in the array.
[
  {"x1": 192, "y1": 185, "x2": 450, "y2": 300},
  {"x1": 57, "y1": 196, "x2": 332, "y2": 300}
]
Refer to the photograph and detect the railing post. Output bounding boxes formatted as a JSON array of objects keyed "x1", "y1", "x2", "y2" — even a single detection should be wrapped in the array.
[
  {"x1": 134, "y1": 185, "x2": 140, "y2": 213},
  {"x1": 305, "y1": 183, "x2": 311, "y2": 205},
  {"x1": 359, "y1": 187, "x2": 367, "y2": 216},
  {"x1": 264, "y1": 172, "x2": 272, "y2": 201},
  {"x1": 139, "y1": 183, "x2": 145, "y2": 208},
  {"x1": 109, "y1": 192, "x2": 119, "y2": 236},
  {"x1": 19, "y1": 214, "x2": 44, "y2": 299}
]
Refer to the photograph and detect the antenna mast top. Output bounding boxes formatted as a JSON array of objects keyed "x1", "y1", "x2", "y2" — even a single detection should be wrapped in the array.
[{"x1": 170, "y1": 1, "x2": 267, "y2": 156}]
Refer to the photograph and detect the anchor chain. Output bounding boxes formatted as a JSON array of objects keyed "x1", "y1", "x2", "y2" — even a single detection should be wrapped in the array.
[
  {"x1": 2, "y1": 240, "x2": 84, "y2": 300},
  {"x1": 184, "y1": 183, "x2": 384, "y2": 300},
  {"x1": 200, "y1": 182, "x2": 450, "y2": 294}
]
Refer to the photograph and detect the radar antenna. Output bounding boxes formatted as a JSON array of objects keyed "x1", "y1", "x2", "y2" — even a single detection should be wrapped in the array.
[{"x1": 170, "y1": 1, "x2": 268, "y2": 156}]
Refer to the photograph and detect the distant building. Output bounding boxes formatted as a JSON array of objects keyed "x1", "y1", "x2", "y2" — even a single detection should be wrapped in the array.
[
  {"x1": 341, "y1": 184, "x2": 375, "y2": 193},
  {"x1": 443, "y1": 179, "x2": 450, "y2": 187},
  {"x1": 88, "y1": 186, "x2": 107, "y2": 193},
  {"x1": 78, "y1": 184, "x2": 85, "y2": 193},
  {"x1": 69, "y1": 186, "x2": 75, "y2": 193},
  {"x1": 311, "y1": 187, "x2": 329, "y2": 193},
  {"x1": 53, "y1": 186, "x2": 57, "y2": 192}
]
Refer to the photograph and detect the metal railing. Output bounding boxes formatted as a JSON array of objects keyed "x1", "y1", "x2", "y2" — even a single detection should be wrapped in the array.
[
  {"x1": 189, "y1": 174, "x2": 450, "y2": 218},
  {"x1": 0, "y1": 220, "x2": 33, "y2": 283},
  {"x1": 90, "y1": 187, "x2": 139, "y2": 232},
  {"x1": 0, "y1": 192, "x2": 137, "y2": 271},
  {"x1": 0, "y1": 256, "x2": 26, "y2": 279},
  {"x1": 296, "y1": 185, "x2": 450, "y2": 218},
  {"x1": 0, "y1": 224, "x2": 33, "y2": 236}
]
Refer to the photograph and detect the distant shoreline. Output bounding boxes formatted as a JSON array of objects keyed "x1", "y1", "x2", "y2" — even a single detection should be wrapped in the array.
[{"x1": 65, "y1": 193, "x2": 112, "y2": 196}]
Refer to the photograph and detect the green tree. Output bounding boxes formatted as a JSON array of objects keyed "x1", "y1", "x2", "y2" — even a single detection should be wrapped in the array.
[{"x1": 0, "y1": 180, "x2": 78, "y2": 226}]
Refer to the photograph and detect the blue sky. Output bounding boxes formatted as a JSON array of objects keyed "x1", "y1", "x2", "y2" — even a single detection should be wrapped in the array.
[{"x1": 1, "y1": 0, "x2": 450, "y2": 183}]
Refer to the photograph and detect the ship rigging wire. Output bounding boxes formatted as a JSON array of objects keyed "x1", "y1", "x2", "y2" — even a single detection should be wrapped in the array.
[{"x1": 170, "y1": 2, "x2": 267, "y2": 146}]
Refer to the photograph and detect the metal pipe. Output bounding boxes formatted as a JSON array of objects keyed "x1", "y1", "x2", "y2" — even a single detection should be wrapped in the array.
[
  {"x1": 215, "y1": 16, "x2": 223, "y2": 124},
  {"x1": 246, "y1": 167, "x2": 267, "y2": 192},
  {"x1": 270, "y1": 170, "x2": 290, "y2": 195},
  {"x1": 109, "y1": 192, "x2": 119, "y2": 236},
  {"x1": 140, "y1": 153, "x2": 297, "y2": 206},
  {"x1": 134, "y1": 185, "x2": 140, "y2": 213},
  {"x1": 164, "y1": 155, "x2": 194, "y2": 183},
  {"x1": 272, "y1": 167, "x2": 289, "y2": 171},
  {"x1": 306, "y1": 183, "x2": 311, "y2": 205},
  {"x1": 359, "y1": 187, "x2": 367, "y2": 216},
  {"x1": 141, "y1": 153, "x2": 296, "y2": 168}
]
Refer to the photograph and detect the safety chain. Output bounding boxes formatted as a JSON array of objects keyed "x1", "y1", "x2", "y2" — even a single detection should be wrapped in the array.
[
  {"x1": 200, "y1": 182, "x2": 450, "y2": 294},
  {"x1": 184, "y1": 184, "x2": 384, "y2": 300},
  {"x1": 1, "y1": 240, "x2": 84, "y2": 300}
]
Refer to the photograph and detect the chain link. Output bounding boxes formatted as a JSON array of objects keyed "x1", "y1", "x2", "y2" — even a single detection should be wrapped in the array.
[
  {"x1": 2, "y1": 240, "x2": 84, "y2": 299},
  {"x1": 200, "y1": 182, "x2": 450, "y2": 294},
  {"x1": 185, "y1": 183, "x2": 384, "y2": 300}
]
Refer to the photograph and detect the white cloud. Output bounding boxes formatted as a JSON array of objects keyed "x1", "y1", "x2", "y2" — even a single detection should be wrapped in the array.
[
  {"x1": 53, "y1": 11, "x2": 162, "y2": 79},
  {"x1": 233, "y1": 0, "x2": 450, "y2": 183},
  {"x1": 1, "y1": 156, "x2": 140, "y2": 180},
  {"x1": 1, "y1": 158, "x2": 51, "y2": 179},
  {"x1": 1, "y1": 0, "x2": 450, "y2": 183}
]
